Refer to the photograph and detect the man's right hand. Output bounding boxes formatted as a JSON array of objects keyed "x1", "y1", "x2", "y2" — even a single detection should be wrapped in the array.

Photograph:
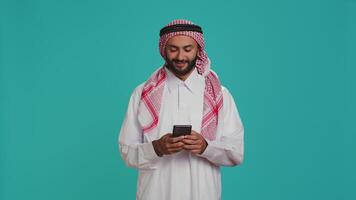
[{"x1": 152, "y1": 134, "x2": 185, "y2": 157}]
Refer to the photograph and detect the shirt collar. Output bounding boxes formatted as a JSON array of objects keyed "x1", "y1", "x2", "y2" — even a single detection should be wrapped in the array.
[{"x1": 165, "y1": 67, "x2": 204, "y2": 94}]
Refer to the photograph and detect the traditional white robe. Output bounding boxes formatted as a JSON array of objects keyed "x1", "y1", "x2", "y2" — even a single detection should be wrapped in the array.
[{"x1": 119, "y1": 67, "x2": 244, "y2": 200}]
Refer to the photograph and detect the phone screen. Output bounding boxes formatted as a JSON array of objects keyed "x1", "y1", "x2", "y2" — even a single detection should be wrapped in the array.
[{"x1": 172, "y1": 125, "x2": 192, "y2": 137}]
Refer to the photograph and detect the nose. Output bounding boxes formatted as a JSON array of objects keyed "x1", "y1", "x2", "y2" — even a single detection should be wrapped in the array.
[{"x1": 177, "y1": 50, "x2": 185, "y2": 61}]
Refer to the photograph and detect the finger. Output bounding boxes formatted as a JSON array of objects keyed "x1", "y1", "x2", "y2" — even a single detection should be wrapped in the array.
[
  {"x1": 162, "y1": 133, "x2": 173, "y2": 138},
  {"x1": 184, "y1": 134, "x2": 200, "y2": 140},
  {"x1": 166, "y1": 142, "x2": 184, "y2": 149},
  {"x1": 191, "y1": 132, "x2": 203, "y2": 138},
  {"x1": 183, "y1": 144, "x2": 201, "y2": 150},
  {"x1": 182, "y1": 139, "x2": 201, "y2": 145},
  {"x1": 167, "y1": 136, "x2": 184, "y2": 143},
  {"x1": 161, "y1": 134, "x2": 172, "y2": 143}
]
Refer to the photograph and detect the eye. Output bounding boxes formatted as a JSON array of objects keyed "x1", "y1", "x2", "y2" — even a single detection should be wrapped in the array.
[
  {"x1": 169, "y1": 47, "x2": 178, "y2": 52},
  {"x1": 184, "y1": 47, "x2": 192, "y2": 52}
]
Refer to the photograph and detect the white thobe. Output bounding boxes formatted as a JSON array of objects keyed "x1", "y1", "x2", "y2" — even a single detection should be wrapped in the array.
[{"x1": 118, "y1": 67, "x2": 244, "y2": 200}]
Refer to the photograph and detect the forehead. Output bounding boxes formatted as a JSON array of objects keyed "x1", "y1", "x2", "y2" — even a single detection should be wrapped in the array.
[{"x1": 166, "y1": 35, "x2": 197, "y2": 47}]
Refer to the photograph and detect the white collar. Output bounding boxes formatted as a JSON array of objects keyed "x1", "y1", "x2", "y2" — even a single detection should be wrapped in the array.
[{"x1": 165, "y1": 67, "x2": 204, "y2": 94}]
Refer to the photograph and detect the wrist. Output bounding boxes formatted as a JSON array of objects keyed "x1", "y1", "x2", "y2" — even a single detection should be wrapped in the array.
[
  {"x1": 152, "y1": 140, "x2": 164, "y2": 157},
  {"x1": 199, "y1": 139, "x2": 208, "y2": 154}
]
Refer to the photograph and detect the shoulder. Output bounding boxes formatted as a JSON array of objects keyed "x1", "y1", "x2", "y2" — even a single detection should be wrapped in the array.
[
  {"x1": 221, "y1": 85, "x2": 238, "y2": 111},
  {"x1": 221, "y1": 85, "x2": 233, "y2": 99},
  {"x1": 132, "y1": 82, "x2": 145, "y2": 97},
  {"x1": 127, "y1": 82, "x2": 145, "y2": 109},
  {"x1": 130, "y1": 66, "x2": 164, "y2": 98}
]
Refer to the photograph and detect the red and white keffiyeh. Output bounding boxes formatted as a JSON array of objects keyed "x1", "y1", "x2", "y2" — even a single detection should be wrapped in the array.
[{"x1": 138, "y1": 19, "x2": 223, "y2": 141}]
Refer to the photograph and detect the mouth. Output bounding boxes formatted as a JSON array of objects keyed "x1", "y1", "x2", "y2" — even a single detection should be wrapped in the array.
[{"x1": 174, "y1": 61, "x2": 187, "y2": 68}]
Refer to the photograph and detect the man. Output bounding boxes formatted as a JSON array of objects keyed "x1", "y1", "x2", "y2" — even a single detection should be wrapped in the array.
[{"x1": 118, "y1": 19, "x2": 244, "y2": 200}]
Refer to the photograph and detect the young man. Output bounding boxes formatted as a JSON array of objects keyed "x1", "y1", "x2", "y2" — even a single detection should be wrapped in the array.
[{"x1": 119, "y1": 19, "x2": 244, "y2": 200}]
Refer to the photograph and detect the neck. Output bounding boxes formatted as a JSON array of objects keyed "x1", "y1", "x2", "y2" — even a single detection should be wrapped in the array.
[
  {"x1": 168, "y1": 67, "x2": 195, "y2": 81},
  {"x1": 176, "y1": 69, "x2": 194, "y2": 81}
]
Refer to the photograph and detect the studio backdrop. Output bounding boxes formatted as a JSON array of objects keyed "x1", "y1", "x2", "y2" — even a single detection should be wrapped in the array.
[{"x1": 1, "y1": 0, "x2": 355, "y2": 199}]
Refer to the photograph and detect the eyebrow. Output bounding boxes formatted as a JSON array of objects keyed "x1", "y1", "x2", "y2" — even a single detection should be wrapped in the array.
[{"x1": 167, "y1": 44, "x2": 194, "y2": 49}]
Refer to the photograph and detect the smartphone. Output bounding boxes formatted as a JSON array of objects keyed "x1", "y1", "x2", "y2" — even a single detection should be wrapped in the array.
[{"x1": 172, "y1": 125, "x2": 192, "y2": 137}]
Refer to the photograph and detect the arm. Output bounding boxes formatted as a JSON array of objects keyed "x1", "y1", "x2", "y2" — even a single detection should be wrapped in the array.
[
  {"x1": 118, "y1": 84, "x2": 160, "y2": 170},
  {"x1": 197, "y1": 87, "x2": 244, "y2": 166}
]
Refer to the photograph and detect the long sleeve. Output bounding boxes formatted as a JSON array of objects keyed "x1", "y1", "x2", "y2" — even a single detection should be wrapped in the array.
[
  {"x1": 118, "y1": 84, "x2": 160, "y2": 170},
  {"x1": 198, "y1": 87, "x2": 244, "y2": 166}
]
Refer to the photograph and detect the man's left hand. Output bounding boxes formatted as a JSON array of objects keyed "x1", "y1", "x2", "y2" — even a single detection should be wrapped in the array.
[{"x1": 182, "y1": 130, "x2": 208, "y2": 154}]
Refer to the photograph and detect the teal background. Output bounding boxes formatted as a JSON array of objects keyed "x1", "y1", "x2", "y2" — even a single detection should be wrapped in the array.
[{"x1": 1, "y1": 0, "x2": 355, "y2": 199}]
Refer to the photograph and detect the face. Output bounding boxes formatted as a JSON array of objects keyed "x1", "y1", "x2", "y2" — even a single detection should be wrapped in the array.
[{"x1": 164, "y1": 35, "x2": 199, "y2": 78}]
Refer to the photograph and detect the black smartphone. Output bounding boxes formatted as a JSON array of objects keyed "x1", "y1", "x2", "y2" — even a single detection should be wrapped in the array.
[{"x1": 172, "y1": 125, "x2": 192, "y2": 137}]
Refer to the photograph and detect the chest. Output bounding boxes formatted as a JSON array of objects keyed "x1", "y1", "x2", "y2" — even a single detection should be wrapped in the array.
[{"x1": 145, "y1": 84, "x2": 205, "y2": 141}]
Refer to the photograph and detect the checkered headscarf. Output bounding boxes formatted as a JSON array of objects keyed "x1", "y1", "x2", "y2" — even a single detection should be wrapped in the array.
[{"x1": 138, "y1": 19, "x2": 223, "y2": 141}]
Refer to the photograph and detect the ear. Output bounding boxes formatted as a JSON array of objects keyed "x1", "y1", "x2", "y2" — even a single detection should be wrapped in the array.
[
  {"x1": 196, "y1": 48, "x2": 200, "y2": 57},
  {"x1": 163, "y1": 46, "x2": 168, "y2": 57},
  {"x1": 163, "y1": 51, "x2": 169, "y2": 61}
]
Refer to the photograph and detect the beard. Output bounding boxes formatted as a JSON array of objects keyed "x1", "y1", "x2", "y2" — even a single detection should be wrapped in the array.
[{"x1": 165, "y1": 56, "x2": 197, "y2": 77}]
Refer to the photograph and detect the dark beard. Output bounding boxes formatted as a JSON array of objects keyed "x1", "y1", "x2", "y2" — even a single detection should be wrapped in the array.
[{"x1": 165, "y1": 57, "x2": 197, "y2": 77}]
